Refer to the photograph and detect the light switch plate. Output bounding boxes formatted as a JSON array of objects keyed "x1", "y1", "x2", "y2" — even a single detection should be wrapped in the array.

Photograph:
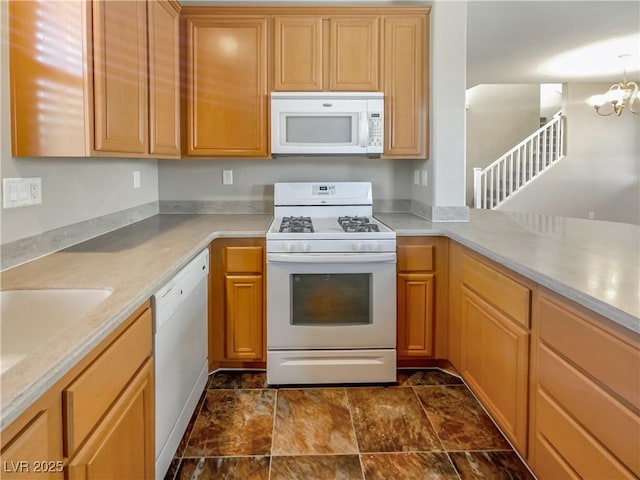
[
  {"x1": 3, "y1": 178, "x2": 41, "y2": 208},
  {"x1": 222, "y1": 170, "x2": 233, "y2": 185},
  {"x1": 413, "y1": 170, "x2": 420, "y2": 185},
  {"x1": 133, "y1": 171, "x2": 141, "y2": 189}
]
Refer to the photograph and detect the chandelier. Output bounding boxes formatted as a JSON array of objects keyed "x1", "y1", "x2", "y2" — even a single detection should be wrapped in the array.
[{"x1": 588, "y1": 54, "x2": 639, "y2": 116}]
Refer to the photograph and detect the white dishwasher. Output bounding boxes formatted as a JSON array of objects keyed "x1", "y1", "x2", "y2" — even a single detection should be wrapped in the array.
[{"x1": 152, "y1": 249, "x2": 209, "y2": 480}]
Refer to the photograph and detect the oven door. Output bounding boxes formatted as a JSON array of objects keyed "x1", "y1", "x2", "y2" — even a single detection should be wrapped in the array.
[{"x1": 266, "y1": 252, "x2": 396, "y2": 349}]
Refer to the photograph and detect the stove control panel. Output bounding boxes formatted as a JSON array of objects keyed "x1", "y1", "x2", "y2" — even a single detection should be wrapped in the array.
[{"x1": 312, "y1": 185, "x2": 335, "y2": 196}]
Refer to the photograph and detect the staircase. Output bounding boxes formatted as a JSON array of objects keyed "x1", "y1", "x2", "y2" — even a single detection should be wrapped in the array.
[{"x1": 473, "y1": 111, "x2": 565, "y2": 209}]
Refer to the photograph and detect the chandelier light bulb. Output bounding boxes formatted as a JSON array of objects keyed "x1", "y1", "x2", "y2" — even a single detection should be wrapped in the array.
[{"x1": 590, "y1": 54, "x2": 640, "y2": 116}]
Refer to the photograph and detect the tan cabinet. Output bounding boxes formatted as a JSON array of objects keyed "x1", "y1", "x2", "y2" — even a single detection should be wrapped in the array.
[
  {"x1": 273, "y1": 15, "x2": 380, "y2": 92},
  {"x1": 396, "y1": 237, "x2": 448, "y2": 363},
  {"x1": 0, "y1": 302, "x2": 154, "y2": 480},
  {"x1": 184, "y1": 15, "x2": 268, "y2": 157},
  {"x1": 449, "y1": 243, "x2": 532, "y2": 455},
  {"x1": 530, "y1": 289, "x2": 640, "y2": 479},
  {"x1": 9, "y1": 0, "x2": 180, "y2": 158},
  {"x1": 210, "y1": 239, "x2": 266, "y2": 368},
  {"x1": 148, "y1": 0, "x2": 181, "y2": 156},
  {"x1": 92, "y1": 0, "x2": 148, "y2": 154},
  {"x1": 382, "y1": 15, "x2": 429, "y2": 159}
]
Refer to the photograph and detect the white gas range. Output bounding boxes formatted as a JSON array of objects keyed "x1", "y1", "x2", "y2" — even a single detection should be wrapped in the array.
[{"x1": 266, "y1": 182, "x2": 397, "y2": 385}]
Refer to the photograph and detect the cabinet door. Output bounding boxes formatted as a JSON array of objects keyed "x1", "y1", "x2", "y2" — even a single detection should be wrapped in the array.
[
  {"x1": 9, "y1": 0, "x2": 90, "y2": 157},
  {"x1": 148, "y1": 0, "x2": 180, "y2": 157},
  {"x1": 329, "y1": 17, "x2": 379, "y2": 91},
  {"x1": 92, "y1": 0, "x2": 148, "y2": 154},
  {"x1": 397, "y1": 272, "x2": 434, "y2": 358},
  {"x1": 461, "y1": 287, "x2": 529, "y2": 454},
  {"x1": 274, "y1": 16, "x2": 323, "y2": 91},
  {"x1": 382, "y1": 15, "x2": 428, "y2": 158},
  {"x1": 225, "y1": 275, "x2": 264, "y2": 360},
  {"x1": 0, "y1": 411, "x2": 62, "y2": 480},
  {"x1": 66, "y1": 359, "x2": 154, "y2": 480},
  {"x1": 185, "y1": 16, "x2": 268, "y2": 157}
]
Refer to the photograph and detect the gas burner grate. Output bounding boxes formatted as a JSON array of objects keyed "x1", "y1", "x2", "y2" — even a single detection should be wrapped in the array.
[
  {"x1": 279, "y1": 216, "x2": 314, "y2": 233},
  {"x1": 338, "y1": 216, "x2": 380, "y2": 233}
]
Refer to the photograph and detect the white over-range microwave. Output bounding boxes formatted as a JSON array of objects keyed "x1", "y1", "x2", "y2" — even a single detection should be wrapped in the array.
[{"x1": 270, "y1": 92, "x2": 384, "y2": 155}]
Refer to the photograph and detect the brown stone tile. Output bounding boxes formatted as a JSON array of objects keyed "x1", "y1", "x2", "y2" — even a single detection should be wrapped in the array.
[
  {"x1": 397, "y1": 369, "x2": 464, "y2": 387},
  {"x1": 174, "y1": 390, "x2": 207, "y2": 457},
  {"x1": 272, "y1": 389, "x2": 358, "y2": 455},
  {"x1": 183, "y1": 389, "x2": 275, "y2": 456},
  {"x1": 415, "y1": 386, "x2": 510, "y2": 451},
  {"x1": 176, "y1": 457, "x2": 269, "y2": 480},
  {"x1": 361, "y1": 452, "x2": 459, "y2": 480},
  {"x1": 449, "y1": 451, "x2": 535, "y2": 479},
  {"x1": 270, "y1": 455, "x2": 363, "y2": 480},
  {"x1": 348, "y1": 387, "x2": 441, "y2": 453},
  {"x1": 208, "y1": 370, "x2": 267, "y2": 389}
]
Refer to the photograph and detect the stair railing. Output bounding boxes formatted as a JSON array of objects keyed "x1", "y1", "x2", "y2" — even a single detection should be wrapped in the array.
[{"x1": 474, "y1": 111, "x2": 565, "y2": 209}]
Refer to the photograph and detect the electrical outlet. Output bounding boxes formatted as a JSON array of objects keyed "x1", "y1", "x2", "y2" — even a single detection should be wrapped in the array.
[
  {"x1": 421, "y1": 170, "x2": 428, "y2": 186},
  {"x1": 222, "y1": 170, "x2": 233, "y2": 185},
  {"x1": 588, "y1": 211, "x2": 595, "y2": 220},
  {"x1": 3, "y1": 178, "x2": 41, "y2": 208},
  {"x1": 413, "y1": 170, "x2": 420, "y2": 185},
  {"x1": 133, "y1": 171, "x2": 141, "y2": 189}
]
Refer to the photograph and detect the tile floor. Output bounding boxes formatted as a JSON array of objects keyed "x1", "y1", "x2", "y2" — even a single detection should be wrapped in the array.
[{"x1": 164, "y1": 369, "x2": 535, "y2": 479}]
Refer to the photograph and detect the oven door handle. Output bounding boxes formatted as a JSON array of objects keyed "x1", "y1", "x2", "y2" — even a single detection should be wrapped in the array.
[{"x1": 267, "y1": 253, "x2": 396, "y2": 264}]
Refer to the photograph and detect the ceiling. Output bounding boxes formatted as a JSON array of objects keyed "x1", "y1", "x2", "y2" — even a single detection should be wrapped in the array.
[{"x1": 467, "y1": 1, "x2": 640, "y2": 86}]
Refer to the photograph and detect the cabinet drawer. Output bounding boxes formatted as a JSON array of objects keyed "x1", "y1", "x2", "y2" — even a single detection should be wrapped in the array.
[
  {"x1": 397, "y1": 245, "x2": 434, "y2": 271},
  {"x1": 462, "y1": 252, "x2": 530, "y2": 327},
  {"x1": 225, "y1": 246, "x2": 263, "y2": 273},
  {"x1": 63, "y1": 308, "x2": 152, "y2": 453},
  {"x1": 537, "y1": 343, "x2": 640, "y2": 476},
  {"x1": 535, "y1": 389, "x2": 634, "y2": 479},
  {"x1": 538, "y1": 292, "x2": 640, "y2": 408}
]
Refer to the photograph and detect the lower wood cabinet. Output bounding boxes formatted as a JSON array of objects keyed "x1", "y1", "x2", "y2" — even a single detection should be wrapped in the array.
[
  {"x1": 0, "y1": 302, "x2": 154, "y2": 480},
  {"x1": 396, "y1": 236, "x2": 448, "y2": 363},
  {"x1": 529, "y1": 289, "x2": 640, "y2": 479},
  {"x1": 449, "y1": 243, "x2": 532, "y2": 456},
  {"x1": 209, "y1": 238, "x2": 266, "y2": 369}
]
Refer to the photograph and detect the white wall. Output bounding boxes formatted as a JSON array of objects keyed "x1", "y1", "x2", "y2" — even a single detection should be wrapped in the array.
[
  {"x1": 466, "y1": 84, "x2": 540, "y2": 206},
  {"x1": 500, "y1": 82, "x2": 640, "y2": 224},
  {"x1": 0, "y1": 1, "x2": 159, "y2": 245}
]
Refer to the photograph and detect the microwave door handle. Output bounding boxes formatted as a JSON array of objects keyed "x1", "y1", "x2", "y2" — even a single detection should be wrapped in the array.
[{"x1": 359, "y1": 112, "x2": 368, "y2": 147}]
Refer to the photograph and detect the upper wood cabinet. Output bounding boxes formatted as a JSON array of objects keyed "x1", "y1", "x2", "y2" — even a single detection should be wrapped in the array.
[
  {"x1": 273, "y1": 15, "x2": 380, "y2": 92},
  {"x1": 382, "y1": 15, "x2": 429, "y2": 158},
  {"x1": 92, "y1": 0, "x2": 149, "y2": 154},
  {"x1": 148, "y1": 0, "x2": 181, "y2": 156},
  {"x1": 9, "y1": 0, "x2": 180, "y2": 158},
  {"x1": 183, "y1": 15, "x2": 269, "y2": 157}
]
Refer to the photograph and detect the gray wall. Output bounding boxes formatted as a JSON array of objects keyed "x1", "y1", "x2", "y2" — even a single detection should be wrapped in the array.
[
  {"x1": 158, "y1": 157, "x2": 412, "y2": 205},
  {"x1": 0, "y1": 1, "x2": 159, "y2": 245},
  {"x1": 500, "y1": 82, "x2": 640, "y2": 224},
  {"x1": 466, "y1": 84, "x2": 541, "y2": 207}
]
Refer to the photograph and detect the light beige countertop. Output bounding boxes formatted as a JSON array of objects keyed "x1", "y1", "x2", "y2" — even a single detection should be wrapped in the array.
[{"x1": 2, "y1": 210, "x2": 638, "y2": 429}]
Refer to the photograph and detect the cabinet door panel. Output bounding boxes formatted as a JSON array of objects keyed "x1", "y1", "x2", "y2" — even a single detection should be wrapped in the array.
[
  {"x1": 92, "y1": 0, "x2": 148, "y2": 153},
  {"x1": 225, "y1": 275, "x2": 264, "y2": 360},
  {"x1": 461, "y1": 286, "x2": 529, "y2": 454},
  {"x1": 66, "y1": 360, "x2": 154, "y2": 480},
  {"x1": 397, "y1": 273, "x2": 434, "y2": 357},
  {"x1": 274, "y1": 16, "x2": 323, "y2": 91},
  {"x1": 0, "y1": 411, "x2": 62, "y2": 480},
  {"x1": 186, "y1": 17, "x2": 268, "y2": 157},
  {"x1": 382, "y1": 15, "x2": 427, "y2": 158},
  {"x1": 148, "y1": 0, "x2": 180, "y2": 156},
  {"x1": 329, "y1": 17, "x2": 379, "y2": 91}
]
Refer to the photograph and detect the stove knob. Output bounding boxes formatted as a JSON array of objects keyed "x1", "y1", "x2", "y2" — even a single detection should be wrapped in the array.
[
  {"x1": 303, "y1": 242, "x2": 310, "y2": 252},
  {"x1": 286, "y1": 242, "x2": 294, "y2": 252},
  {"x1": 352, "y1": 241, "x2": 362, "y2": 251},
  {"x1": 368, "y1": 242, "x2": 377, "y2": 251}
]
